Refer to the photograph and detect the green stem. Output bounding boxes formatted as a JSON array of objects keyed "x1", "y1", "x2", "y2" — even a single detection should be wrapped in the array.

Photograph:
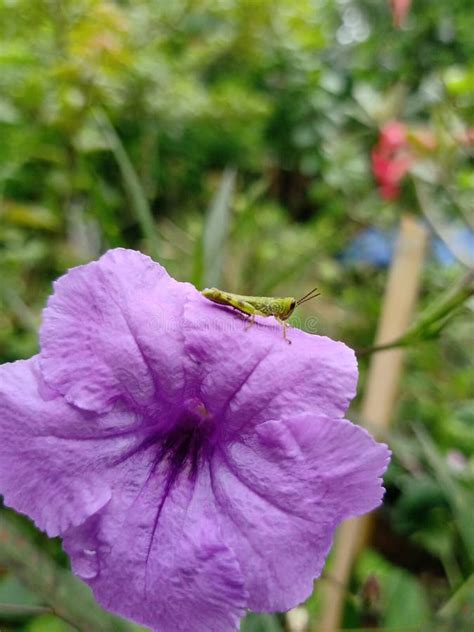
[{"x1": 356, "y1": 270, "x2": 474, "y2": 356}]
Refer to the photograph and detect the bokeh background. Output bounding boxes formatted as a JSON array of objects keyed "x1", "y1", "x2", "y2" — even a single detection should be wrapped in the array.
[{"x1": 0, "y1": 1, "x2": 473, "y2": 631}]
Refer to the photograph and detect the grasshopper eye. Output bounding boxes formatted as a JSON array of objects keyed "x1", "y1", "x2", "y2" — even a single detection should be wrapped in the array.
[{"x1": 290, "y1": 299, "x2": 296, "y2": 310}]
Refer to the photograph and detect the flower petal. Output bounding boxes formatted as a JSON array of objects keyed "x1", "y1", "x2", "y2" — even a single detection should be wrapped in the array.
[
  {"x1": 210, "y1": 413, "x2": 390, "y2": 611},
  {"x1": 0, "y1": 358, "x2": 116, "y2": 536},
  {"x1": 40, "y1": 248, "x2": 192, "y2": 414},
  {"x1": 63, "y1": 456, "x2": 248, "y2": 632},
  {"x1": 183, "y1": 293, "x2": 358, "y2": 436}
]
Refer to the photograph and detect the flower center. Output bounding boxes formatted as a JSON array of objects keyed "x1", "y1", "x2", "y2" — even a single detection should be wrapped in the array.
[
  {"x1": 160, "y1": 399, "x2": 214, "y2": 482},
  {"x1": 137, "y1": 400, "x2": 216, "y2": 562}
]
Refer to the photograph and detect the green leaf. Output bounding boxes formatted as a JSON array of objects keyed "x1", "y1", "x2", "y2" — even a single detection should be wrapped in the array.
[
  {"x1": 25, "y1": 613, "x2": 76, "y2": 632},
  {"x1": 414, "y1": 426, "x2": 474, "y2": 565},
  {"x1": 355, "y1": 550, "x2": 431, "y2": 630},
  {"x1": 384, "y1": 569, "x2": 431, "y2": 629},
  {"x1": 240, "y1": 612, "x2": 283, "y2": 632},
  {"x1": 94, "y1": 108, "x2": 162, "y2": 259},
  {"x1": 202, "y1": 167, "x2": 237, "y2": 288},
  {"x1": 0, "y1": 574, "x2": 41, "y2": 608}
]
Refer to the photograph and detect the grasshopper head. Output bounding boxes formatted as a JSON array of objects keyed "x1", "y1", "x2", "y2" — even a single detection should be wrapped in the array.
[
  {"x1": 278, "y1": 298, "x2": 297, "y2": 320},
  {"x1": 278, "y1": 289, "x2": 320, "y2": 320}
]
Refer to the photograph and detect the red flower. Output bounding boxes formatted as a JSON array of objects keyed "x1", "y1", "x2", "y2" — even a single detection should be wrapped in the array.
[
  {"x1": 390, "y1": 0, "x2": 411, "y2": 28},
  {"x1": 372, "y1": 121, "x2": 412, "y2": 200},
  {"x1": 380, "y1": 120, "x2": 407, "y2": 151}
]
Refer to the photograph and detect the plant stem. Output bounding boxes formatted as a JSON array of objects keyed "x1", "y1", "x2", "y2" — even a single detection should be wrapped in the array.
[{"x1": 357, "y1": 270, "x2": 474, "y2": 356}]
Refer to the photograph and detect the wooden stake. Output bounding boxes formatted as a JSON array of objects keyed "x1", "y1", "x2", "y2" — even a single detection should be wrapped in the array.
[{"x1": 316, "y1": 216, "x2": 429, "y2": 632}]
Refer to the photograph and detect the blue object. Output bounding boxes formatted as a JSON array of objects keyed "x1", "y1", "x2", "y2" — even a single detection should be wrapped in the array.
[
  {"x1": 341, "y1": 228, "x2": 395, "y2": 267},
  {"x1": 432, "y1": 230, "x2": 474, "y2": 267},
  {"x1": 342, "y1": 226, "x2": 474, "y2": 268}
]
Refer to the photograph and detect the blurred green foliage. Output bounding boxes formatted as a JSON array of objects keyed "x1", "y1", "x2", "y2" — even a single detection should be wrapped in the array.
[{"x1": 0, "y1": 0, "x2": 473, "y2": 630}]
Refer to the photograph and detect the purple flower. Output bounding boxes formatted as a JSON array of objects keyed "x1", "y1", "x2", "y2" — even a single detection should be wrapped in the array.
[{"x1": 0, "y1": 249, "x2": 390, "y2": 632}]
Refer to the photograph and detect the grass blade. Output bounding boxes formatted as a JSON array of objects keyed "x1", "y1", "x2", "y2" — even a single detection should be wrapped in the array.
[
  {"x1": 201, "y1": 167, "x2": 237, "y2": 288},
  {"x1": 94, "y1": 108, "x2": 161, "y2": 259}
]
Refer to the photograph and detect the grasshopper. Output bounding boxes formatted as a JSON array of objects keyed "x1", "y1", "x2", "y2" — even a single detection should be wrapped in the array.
[{"x1": 201, "y1": 287, "x2": 320, "y2": 343}]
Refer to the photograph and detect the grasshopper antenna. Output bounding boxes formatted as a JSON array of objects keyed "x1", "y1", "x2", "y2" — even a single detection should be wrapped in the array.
[
  {"x1": 296, "y1": 287, "x2": 320, "y2": 306},
  {"x1": 296, "y1": 287, "x2": 319, "y2": 303}
]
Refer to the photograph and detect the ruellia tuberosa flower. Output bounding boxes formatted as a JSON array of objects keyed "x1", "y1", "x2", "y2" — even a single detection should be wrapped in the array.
[{"x1": 0, "y1": 249, "x2": 390, "y2": 632}]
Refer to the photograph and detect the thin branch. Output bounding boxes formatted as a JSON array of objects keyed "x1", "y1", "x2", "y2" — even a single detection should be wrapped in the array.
[
  {"x1": 356, "y1": 269, "x2": 474, "y2": 356},
  {"x1": 0, "y1": 603, "x2": 53, "y2": 616}
]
